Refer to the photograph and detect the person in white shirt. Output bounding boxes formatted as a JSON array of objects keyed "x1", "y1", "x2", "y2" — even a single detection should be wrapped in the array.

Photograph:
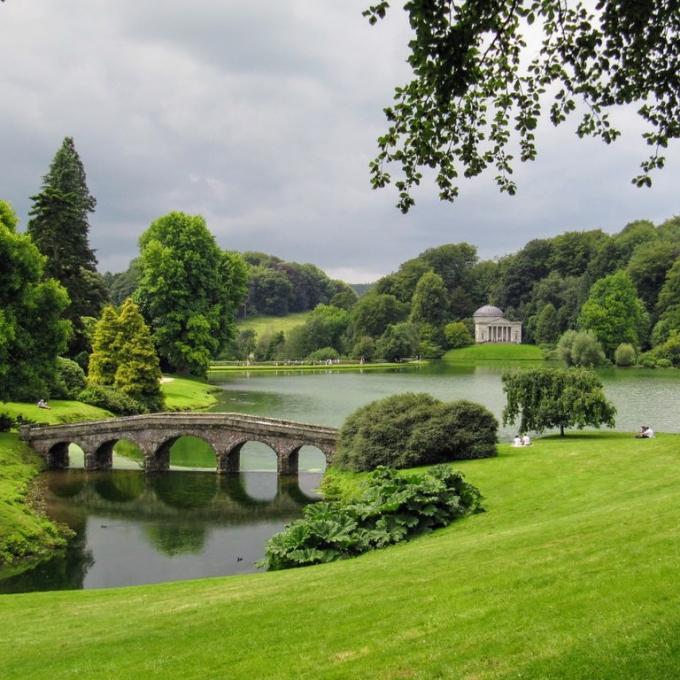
[
  {"x1": 513, "y1": 435, "x2": 522, "y2": 447},
  {"x1": 644, "y1": 427, "x2": 654, "y2": 438},
  {"x1": 522, "y1": 433, "x2": 531, "y2": 446}
]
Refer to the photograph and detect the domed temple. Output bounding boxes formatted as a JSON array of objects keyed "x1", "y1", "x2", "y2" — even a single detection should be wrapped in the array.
[{"x1": 473, "y1": 305, "x2": 522, "y2": 344}]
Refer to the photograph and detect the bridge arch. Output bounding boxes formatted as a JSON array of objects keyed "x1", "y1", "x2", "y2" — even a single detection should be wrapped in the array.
[
  {"x1": 144, "y1": 431, "x2": 220, "y2": 472},
  {"x1": 45, "y1": 441, "x2": 87, "y2": 469},
  {"x1": 217, "y1": 438, "x2": 280, "y2": 474}
]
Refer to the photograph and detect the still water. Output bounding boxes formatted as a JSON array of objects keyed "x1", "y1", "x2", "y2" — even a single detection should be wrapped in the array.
[
  {"x1": 4, "y1": 360, "x2": 680, "y2": 593},
  {"x1": 0, "y1": 470, "x2": 320, "y2": 594},
  {"x1": 209, "y1": 362, "x2": 680, "y2": 438}
]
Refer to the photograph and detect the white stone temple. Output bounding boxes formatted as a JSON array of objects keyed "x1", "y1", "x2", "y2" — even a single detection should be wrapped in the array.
[{"x1": 473, "y1": 305, "x2": 522, "y2": 344}]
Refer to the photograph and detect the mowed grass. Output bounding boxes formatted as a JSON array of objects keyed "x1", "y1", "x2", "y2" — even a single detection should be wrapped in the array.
[
  {"x1": 444, "y1": 343, "x2": 545, "y2": 362},
  {"x1": 236, "y1": 311, "x2": 311, "y2": 337},
  {"x1": 0, "y1": 400, "x2": 111, "y2": 425},
  {"x1": 2, "y1": 432, "x2": 680, "y2": 679},
  {"x1": 160, "y1": 376, "x2": 219, "y2": 411}
]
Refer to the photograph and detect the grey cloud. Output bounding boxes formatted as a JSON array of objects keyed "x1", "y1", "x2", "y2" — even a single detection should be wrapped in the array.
[{"x1": 0, "y1": 1, "x2": 677, "y2": 282}]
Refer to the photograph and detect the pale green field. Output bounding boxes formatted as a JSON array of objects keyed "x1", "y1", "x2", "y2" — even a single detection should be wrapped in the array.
[
  {"x1": 236, "y1": 311, "x2": 311, "y2": 337},
  {"x1": 444, "y1": 343, "x2": 545, "y2": 362},
  {"x1": 2, "y1": 432, "x2": 680, "y2": 679}
]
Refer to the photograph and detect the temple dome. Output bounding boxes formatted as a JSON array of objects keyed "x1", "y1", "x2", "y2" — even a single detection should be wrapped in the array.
[{"x1": 473, "y1": 305, "x2": 504, "y2": 318}]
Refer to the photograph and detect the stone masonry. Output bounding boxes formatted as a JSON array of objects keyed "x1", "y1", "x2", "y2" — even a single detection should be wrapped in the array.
[{"x1": 20, "y1": 412, "x2": 338, "y2": 474}]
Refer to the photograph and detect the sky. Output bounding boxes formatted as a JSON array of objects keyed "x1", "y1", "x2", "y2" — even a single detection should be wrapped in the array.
[{"x1": 1, "y1": 1, "x2": 678, "y2": 282}]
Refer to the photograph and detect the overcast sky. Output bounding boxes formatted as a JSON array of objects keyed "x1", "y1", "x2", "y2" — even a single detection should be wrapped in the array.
[{"x1": 1, "y1": 1, "x2": 678, "y2": 282}]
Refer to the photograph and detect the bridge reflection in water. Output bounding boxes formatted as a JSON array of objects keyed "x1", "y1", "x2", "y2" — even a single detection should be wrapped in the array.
[{"x1": 0, "y1": 469, "x2": 320, "y2": 594}]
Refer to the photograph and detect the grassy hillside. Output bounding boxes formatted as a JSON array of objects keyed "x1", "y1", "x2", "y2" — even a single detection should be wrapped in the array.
[
  {"x1": 0, "y1": 434, "x2": 68, "y2": 569},
  {"x1": 236, "y1": 312, "x2": 311, "y2": 337},
  {"x1": 3, "y1": 432, "x2": 680, "y2": 678},
  {"x1": 444, "y1": 343, "x2": 545, "y2": 362}
]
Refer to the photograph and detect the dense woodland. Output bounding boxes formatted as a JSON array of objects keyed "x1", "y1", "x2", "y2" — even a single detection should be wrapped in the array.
[{"x1": 225, "y1": 216, "x2": 680, "y2": 367}]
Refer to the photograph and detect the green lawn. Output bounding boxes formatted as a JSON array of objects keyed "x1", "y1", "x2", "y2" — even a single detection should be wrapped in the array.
[
  {"x1": 0, "y1": 400, "x2": 112, "y2": 426},
  {"x1": 236, "y1": 311, "x2": 311, "y2": 337},
  {"x1": 160, "y1": 376, "x2": 219, "y2": 411},
  {"x1": 0, "y1": 434, "x2": 68, "y2": 570},
  {"x1": 2, "y1": 432, "x2": 680, "y2": 678},
  {"x1": 444, "y1": 343, "x2": 545, "y2": 362}
]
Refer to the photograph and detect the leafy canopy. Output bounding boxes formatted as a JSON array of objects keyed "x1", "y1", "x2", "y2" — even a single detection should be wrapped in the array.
[
  {"x1": 135, "y1": 212, "x2": 248, "y2": 376},
  {"x1": 0, "y1": 200, "x2": 71, "y2": 401},
  {"x1": 365, "y1": 1, "x2": 680, "y2": 211},
  {"x1": 502, "y1": 367, "x2": 616, "y2": 436},
  {"x1": 579, "y1": 270, "x2": 648, "y2": 356}
]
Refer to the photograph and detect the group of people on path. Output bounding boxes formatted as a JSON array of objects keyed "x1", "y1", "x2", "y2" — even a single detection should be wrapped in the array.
[{"x1": 512, "y1": 434, "x2": 531, "y2": 447}]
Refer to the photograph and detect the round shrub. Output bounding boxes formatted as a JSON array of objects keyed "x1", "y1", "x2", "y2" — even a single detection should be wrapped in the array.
[
  {"x1": 638, "y1": 353, "x2": 657, "y2": 368},
  {"x1": 614, "y1": 343, "x2": 636, "y2": 367},
  {"x1": 51, "y1": 357, "x2": 86, "y2": 399},
  {"x1": 307, "y1": 347, "x2": 339, "y2": 362},
  {"x1": 78, "y1": 385, "x2": 146, "y2": 416},
  {"x1": 656, "y1": 358, "x2": 672, "y2": 368},
  {"x1": 336, "y1": 393, "x2": 498, "y2": 471}
]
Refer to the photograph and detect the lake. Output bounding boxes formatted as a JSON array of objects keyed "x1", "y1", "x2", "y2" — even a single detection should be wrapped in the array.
[{"x1": 4, "y1": 360, "x2": 679, "y2": 593}]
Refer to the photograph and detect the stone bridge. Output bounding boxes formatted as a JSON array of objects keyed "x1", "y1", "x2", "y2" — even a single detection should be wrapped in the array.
[{"x1": 20, "y1": 412, "x2": 338, "y2": 474}]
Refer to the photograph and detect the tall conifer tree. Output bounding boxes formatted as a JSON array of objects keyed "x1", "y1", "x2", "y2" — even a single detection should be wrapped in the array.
[{"x1": 28, "y1": 137, "x2": 107, "y2": 355}]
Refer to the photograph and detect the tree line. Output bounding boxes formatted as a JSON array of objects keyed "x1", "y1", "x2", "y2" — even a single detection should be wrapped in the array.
[{"x1": 228, "y1": 217, "x2": 680, "y2": 367}]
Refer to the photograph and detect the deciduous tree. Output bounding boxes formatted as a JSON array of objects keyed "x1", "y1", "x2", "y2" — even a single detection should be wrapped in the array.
[
  {"x1": 579, "y1": 271, "x2": 648, "y2": 357},
  {"x1": 502, "y1": 367, "x2": 616, "y2": 436},
  {"x1": 135, "y1": 212, "x2": 247, "y2": 376},
  {"x1": 0, "y1": 200, "x2": 71, "y2": 401},
  {"x1": 365, "y1": 1, "x2": 680, "y2": 211}
]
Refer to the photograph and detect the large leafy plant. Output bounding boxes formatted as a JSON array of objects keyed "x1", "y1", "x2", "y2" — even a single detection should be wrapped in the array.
[{"x1": 260, "y1": 466, "x2": 483, "y2": 571}]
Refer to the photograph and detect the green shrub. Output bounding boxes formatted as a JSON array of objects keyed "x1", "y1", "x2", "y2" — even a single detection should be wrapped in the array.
[
  {"x1": 444, "y1": 321, "x2": 473, "y2": 349},
  {"x1": 614, "y1": 343, "x2": 636, "y2": 367},
  {"x1": 78, "y1": 385, "x2": 146, "y2": 416},
  {"x1": 654, "y1": 331, "x2": 680, "y2": 367},
  {"x1": 571, "y1": 330, "x2": 607, "y2": 367},
  {"x1": 638, "y1": 353, "x2": 657, "y2": 368},
  {"x1": 51, "y1": 357, "x2": 87, "y2": 399},
  {"x1": 656, "y1": 358, "x2": 672, "y2": 368},
  {"x1": 307, "y1": 347, "x2": 339, "y2": 362},
  {"x1": 336, "y1": 393, "x2": 498, "y2": 471},
  {"x1": 260, "y1": 465, "x2": 483, "y2": 570},
  {"x1": 417, "y1": 340, "x2": 444, "y2": 359}
]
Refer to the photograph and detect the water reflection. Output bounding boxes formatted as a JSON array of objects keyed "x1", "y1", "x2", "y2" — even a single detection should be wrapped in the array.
[{"x1": 0, "y1": 469, "x2": 320, "y2": 594}]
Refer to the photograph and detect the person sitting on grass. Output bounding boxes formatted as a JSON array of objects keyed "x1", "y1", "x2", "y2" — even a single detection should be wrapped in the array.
[
  {"x1": 522, "y1": 433, "x2": 531, "y2": 446},
  {"x1": 635, "y1": 425, "x2": 654, "y2": 439},
  {"x1": 37, "y1": 398, "x2": 51, "y2": 410},
  {"x1": 513, "y1": 435, "x2": 522, "y2": 447}
]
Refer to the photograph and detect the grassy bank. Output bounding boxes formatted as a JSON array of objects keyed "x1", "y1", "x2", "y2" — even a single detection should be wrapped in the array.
[
  {"x1": 209, "y1": 360, "x2": 426, "y2": 374},
  {"x1": 161, "y1": 375, "x2": 219, "y2": 410},
  {"x1": 236, "y1": 312, "x2": 311, "y2": 337},
  {"x1": 0, "y1": 434, "x2": 68, "y2": 571},
  {"x1": 0, "y1": 400, "x2": 111, "y2": 425},
  {"x1": 3, "y1": 432, "x2": 680, "y2": 678},
  {"x1": 444, "y1": 343, "x2": 545, "y2": 362}
]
